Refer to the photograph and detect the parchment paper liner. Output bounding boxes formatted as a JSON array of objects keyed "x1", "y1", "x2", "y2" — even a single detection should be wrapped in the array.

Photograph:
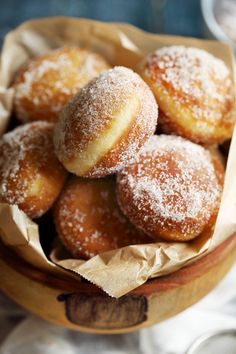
[{"x1": 0, "y1": 17, "x2": 236, "y2": 298}]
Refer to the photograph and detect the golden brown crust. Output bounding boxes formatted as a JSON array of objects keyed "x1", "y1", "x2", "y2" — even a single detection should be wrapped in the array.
[
  {"x1": 54, "y1": 66, "x2": 158, "y2": 177},
  {"x1": 13, "y1": 47, "x2": 110, "y2": 123},
  {"x1": 138, "y1": 46, "x2": 235, "y2": 144},
  {"x1": 54, "y1": 177, "x2": 151, "y2": 259},
  {"x1": 116, "y1": 135, "x2": 222, "y2": 242},
  {"x1": 0, "y1": 122, "x2": 67, "y2": 218}
]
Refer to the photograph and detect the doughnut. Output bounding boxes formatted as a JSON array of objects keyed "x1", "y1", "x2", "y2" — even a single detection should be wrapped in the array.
[
  {"x1": 138, "y1": 46, "x2": 235, "y2": 144},
  {"x1": 54, "y1": 66, "x2": 158, "y2": 178},
  {"x1": 54, "y1": 177, "x2": 151, "y2": 259},
  {"x1": 0, "y1": 122, "x2": 67, "y2": 218},
  {"x1": 13, "y1": 47, "x2": 110, "y2": 123},
  {"x1": 116, "y1": 135, "x2": 222, "y2": 242}
]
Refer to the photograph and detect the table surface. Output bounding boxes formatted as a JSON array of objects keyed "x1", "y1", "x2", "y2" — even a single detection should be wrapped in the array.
[{"x1": 1, "y1": 0, "x2": 203, "y2": 45}]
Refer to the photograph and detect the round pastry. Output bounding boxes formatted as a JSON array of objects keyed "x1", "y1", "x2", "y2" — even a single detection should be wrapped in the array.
[
  {"x1": 138, "y1": 46, "x2": 235, "y2": 144},
  {"x1": 13, "y1": 47, "x2": 110, "y2": 123},
  {"x1": 54, "y1": 66, "x2": 158, "y2": 178},
  {"x1": 116, "y1": 135, "x2": 222, "y2": 242},
  {"x1": 0, "y1": 122, "x2": 67, "y2": 218},
  {"x1": 54, "y1": 177, "x2": 151, "y2": 259}
]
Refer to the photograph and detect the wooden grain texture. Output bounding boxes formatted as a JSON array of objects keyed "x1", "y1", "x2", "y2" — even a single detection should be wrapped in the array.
[
  {"x1": 1, "y1": 234, "x2": 236, "y2": 334},
  {"x1": 58, "y1": 293, "x2": 148, "y2": 329}
]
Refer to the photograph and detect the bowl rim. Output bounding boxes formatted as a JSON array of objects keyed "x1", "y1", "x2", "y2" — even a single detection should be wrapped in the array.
[
  {"x1": 201, "y1": 0, "x2": 236, "y2": 48},
  {"x1": 186, "y1": 329, "x2": 236, "y2": 354},
  {"x1": 1, "y1": 233, "x2": 236, "y2": 295}
]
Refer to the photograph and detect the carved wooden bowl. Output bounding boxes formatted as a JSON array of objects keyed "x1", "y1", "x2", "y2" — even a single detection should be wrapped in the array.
[{"x1": 1, "y1": 234, "x2": 236, "y2": 334}]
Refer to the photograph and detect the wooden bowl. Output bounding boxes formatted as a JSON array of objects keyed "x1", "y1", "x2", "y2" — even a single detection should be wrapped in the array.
[{"x1": 1, "y1": 234, "x2": 236, "y2": 334}]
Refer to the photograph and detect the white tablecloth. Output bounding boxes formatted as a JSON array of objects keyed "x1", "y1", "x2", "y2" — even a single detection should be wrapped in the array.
[{"x1": 1, "y1": 265, "x2": 236, "y2": 354}]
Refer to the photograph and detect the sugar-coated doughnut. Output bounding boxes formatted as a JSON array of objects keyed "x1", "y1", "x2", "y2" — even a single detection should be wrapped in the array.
[
  {"x1": 54, "y1": 66, "x2": 158, "y2": 178},
  {"x1": 0, "y1": 122, "x2": 67, "y2": 218},
  {"x1": 116, "y1": 135, "x2": 222, "y2": 242},
  {"x1": 13, "y1": 47, "x2": 110, "y2": 123},
  {"x1": 54, "y1": 177, "x2": 151, "y2": 259},
  {"x1": 139, "y1": 46, "x2": 235, "y2": 144}
]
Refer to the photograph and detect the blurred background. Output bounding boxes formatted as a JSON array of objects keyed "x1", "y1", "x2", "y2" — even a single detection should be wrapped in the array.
[
  {"x1": 3, "y1": 0, "x2": 235, "y2": 50},
  {"x1": 0, "y1": 0, "x2": 204, "y2": 44}
]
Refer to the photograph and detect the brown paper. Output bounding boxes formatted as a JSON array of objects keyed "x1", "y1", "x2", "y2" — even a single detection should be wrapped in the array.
[{"x1": 0, "y1": 17, "x2": 236, "y2": 298}]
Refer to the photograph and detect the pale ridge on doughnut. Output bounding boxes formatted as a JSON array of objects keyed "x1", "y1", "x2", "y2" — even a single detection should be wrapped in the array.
[
  {"x1": 64, "y1": 96, "x2": 140, "y2": 175},
  {"x1": 139, "y1": 46, "x2": 235, "y2": 143},
  {"x1": 14, "y1": 47, "x2": 110, "y2": 122},
  {"x1": 54, "y1": 66, "x2": 158, "y2": 177},
  {"x1": 117, "y1": 135, "x2": 222, "y2": 241}
]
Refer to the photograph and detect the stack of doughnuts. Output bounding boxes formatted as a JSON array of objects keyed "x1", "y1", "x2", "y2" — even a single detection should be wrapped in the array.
[{"x1": 0, "y1": 44, "x2": 234, "y2": 259}]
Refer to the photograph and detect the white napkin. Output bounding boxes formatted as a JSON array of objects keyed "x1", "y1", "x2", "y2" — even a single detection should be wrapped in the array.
[{"x1": 1, "y1": 265, "x2": 236, "y2": 354}]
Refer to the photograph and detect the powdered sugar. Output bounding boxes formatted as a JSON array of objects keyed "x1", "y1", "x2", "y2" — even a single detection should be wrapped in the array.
[
  {"x1": 54, "y1": 178, "x2": 150, "y2": 259},
  {"x1": 15, "y1": 53, "x2": 73, "y2": 104},
  {"x1": 144, "y1": 46, "x2": 233, "y2": 121},
  {"x1": 54, "y1": 66, "x2": 158, "y2": 177},
  {"x1": 117, "y1": 135, "x2": 222, "y2": 239},
  {"x1": 14, "y1": 47, "x2": 110, "y2": 122},
  {"x1": 0, "y1": 121, "x2": 54, "y2": 206}
]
